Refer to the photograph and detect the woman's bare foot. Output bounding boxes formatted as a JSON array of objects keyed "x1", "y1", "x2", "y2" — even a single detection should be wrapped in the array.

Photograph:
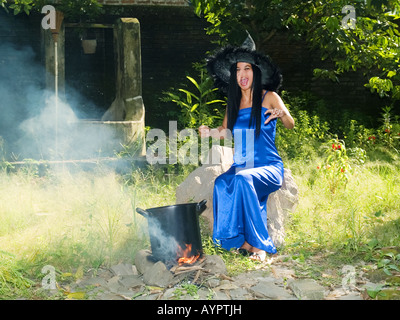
[
  {"x1": 249, "y1": 250, "x2": 266, "y2": 262},
  {"x1": 240, "y1": 241, "x2": 253, "y2": 251},
  {"x1": 236, "y1": 241, "x2": 253, "y2": 256}
]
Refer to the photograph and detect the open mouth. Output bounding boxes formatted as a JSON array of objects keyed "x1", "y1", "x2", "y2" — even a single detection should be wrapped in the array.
[{"x1": 240, "y1": 78, "x2": 249, "y2": 87}]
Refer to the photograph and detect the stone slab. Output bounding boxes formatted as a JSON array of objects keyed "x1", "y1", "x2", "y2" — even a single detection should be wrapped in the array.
[
  {"x1": 288, "y1": 279, "x2": 326, "y2": 300},
  {"x1": 250, "y1": 279, "x2": 294, "y2": 300}
]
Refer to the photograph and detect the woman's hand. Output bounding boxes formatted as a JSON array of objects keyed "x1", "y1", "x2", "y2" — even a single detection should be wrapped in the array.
[
  {"x1": 262, "y1": 91, "x2": 295, "y2": 129},
  {"x1": 264, "y1": 108, "x2": 286, "y2": 125},
  {"x1": 199, "y1": 125, "x2": 211, "y2": 138}
]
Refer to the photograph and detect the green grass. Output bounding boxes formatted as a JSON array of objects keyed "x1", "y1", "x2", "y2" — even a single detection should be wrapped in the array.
[
  {"x1": 285, "y1": 157, "x2": 400, "y2": 253},
  {"x1": 0, "y1": 164, "x2": 183, "y2": 299},
  {"x1": 0, "y1": 153, "x2": 399, "y2": 299}
]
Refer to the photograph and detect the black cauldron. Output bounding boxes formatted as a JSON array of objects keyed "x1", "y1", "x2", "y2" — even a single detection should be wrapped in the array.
[{"x1": 136, "y1": 200, "x2": 207, "y2": 264}]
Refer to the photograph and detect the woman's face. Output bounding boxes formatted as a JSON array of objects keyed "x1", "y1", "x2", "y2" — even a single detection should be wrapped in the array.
[{"x1": 236, "y1": 62, "x2": 253, "y2": 91}]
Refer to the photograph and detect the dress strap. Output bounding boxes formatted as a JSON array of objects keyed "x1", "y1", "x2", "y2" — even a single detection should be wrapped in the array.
[{"x1": 261, "y1": 90, "x2": 268, "y2": 102}]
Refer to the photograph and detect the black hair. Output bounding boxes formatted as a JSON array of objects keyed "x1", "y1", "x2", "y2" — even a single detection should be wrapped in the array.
[{"x1": 227, "y1": 63, "x2": 263, "y2": 138}]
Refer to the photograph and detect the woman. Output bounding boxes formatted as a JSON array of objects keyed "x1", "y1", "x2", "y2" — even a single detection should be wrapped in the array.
[{"x1": 199, "y1": 35, "x2": 294, "y2": 261}]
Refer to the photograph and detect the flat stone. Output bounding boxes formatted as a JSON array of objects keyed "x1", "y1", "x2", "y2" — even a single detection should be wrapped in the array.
[
  {"x1": 205, "y1": 277, "x2": 220, "y2": 288},
  {"x1": 215, "y1": 282, "x2": 239, "y2": 291},
  {"x1": 229, "y1": 287, "x2": 253, "y2": 300},
  {"x1": 232, "y1": 273, "x2": 260, "y2": 288},
  {"x1": 249, "y1": 269, "x2": 272, "y2": 278},
  {"x1": 110, "y1": 263, "x2": 137, "y2": 276},
  {"x1": 211, "y1": 290, "x2": 231, "y2": 300},
  {"x1": 76, "y1": 276, "x2": 108, "y2": 288},
  {"x1": 203, "y1": 255, "x2": 227, "y2": 275},
  {"x1": 119, "y1": 275, "x2": 144, "y2": 289},
  {"x1": 337, "y1": 293, "x2": 363, "y2": 300},
  {"x1": 250, "y1": 279, "x2": 294, "y2": 300},
  {"x1": 85, "y1": 287, "x2": 108, "y2": 300},
  {"x1": 143, "y1": 261, "x2": 173, "y2": 288},
  {"x1": 106, "y1": 276, "x2": 123, "y2": 293},
  {"x1": 160, "y1": 288, "x2": 177, "y2": 300},
  {"x1": 116, "y1": 289, "x2": 140, "y2": 300},
  {"x1": 134, "y1": 293, "x2": 160, "y2": 300},
  {"x1": 197, "y1": 288, "x2": 213, "y2": 300},
  {"x1": 288, "y1": 279, "x2": 325, "y2": 300},
  {"x1": 96, "y1": 268, "x2": 115, "y2": 280},
  {"x1": 271, "y1": 265, "x2": 296, "y2": 279},
  {"x1": 134, "y1": 249, "x2": 155, "y2": 275},
  {"x1": 95, "y1": 292, "x2": 126, "y2": 300}
]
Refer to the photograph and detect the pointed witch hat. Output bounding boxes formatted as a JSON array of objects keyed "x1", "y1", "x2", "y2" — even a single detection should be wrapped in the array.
[{"x1": 206, "y1": 31, "x2": 282, "y2": 94}]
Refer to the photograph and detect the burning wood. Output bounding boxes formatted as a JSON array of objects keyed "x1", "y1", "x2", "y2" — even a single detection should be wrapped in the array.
[
  {"x1": 176, "y1": 244, "x2": 201, "y2": 266},
  {"x1": 169, "y1": 251, "x2": 206, "y2": 278},
  {"x1": 169, "y1": 256, "x2": 207, "y2": 285},
  {"x1": 171, "y1": 265, "x2": 204, "y2": 276}
]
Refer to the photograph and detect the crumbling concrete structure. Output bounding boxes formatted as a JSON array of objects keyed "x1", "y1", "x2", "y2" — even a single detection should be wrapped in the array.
[{"x1": 42, "y1": 16, "x2": 146, "y2": 157}]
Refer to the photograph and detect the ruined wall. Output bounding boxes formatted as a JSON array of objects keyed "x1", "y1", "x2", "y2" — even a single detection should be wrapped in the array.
[{"x1": 101, "y1": 5, "x2": 217, "y2": 130}]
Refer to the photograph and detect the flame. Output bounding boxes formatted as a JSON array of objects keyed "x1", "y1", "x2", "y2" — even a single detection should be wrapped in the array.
[{"x1": 177, "y1": 244, "x2": 200, "y2": 265}]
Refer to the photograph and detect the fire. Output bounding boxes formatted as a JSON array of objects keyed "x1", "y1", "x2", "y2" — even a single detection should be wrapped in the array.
[{"x1": 177, "y1": 244, "x2": 200, "y2": 265}]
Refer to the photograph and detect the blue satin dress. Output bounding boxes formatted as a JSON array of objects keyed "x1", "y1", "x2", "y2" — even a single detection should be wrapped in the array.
[{"x1": 212, "y1": 92, "x2": 284, "y2": 254}]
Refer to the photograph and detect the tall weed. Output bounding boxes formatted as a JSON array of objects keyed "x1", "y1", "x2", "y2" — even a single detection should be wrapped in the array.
[{"x1": 286, "y1": 158, "x2": 400, "y2": 254}]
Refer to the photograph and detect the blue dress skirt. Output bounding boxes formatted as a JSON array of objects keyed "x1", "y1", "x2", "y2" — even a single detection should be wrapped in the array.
[{"x1": 212, "y1": 100, "x2": 284, "y2": 254}]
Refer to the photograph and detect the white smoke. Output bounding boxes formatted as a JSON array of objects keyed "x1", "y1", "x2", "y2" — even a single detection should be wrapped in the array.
[
  {"x1": 0, "y1": 42, "x2": 119, "y2": 161},
  {"x1": 146, "y1": 215, "x2": 180, "y2": 263}
]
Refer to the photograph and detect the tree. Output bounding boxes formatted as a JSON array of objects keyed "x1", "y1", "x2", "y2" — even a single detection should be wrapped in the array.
[
  {"x1": 190, "y1": 0, "x2": 400, "y2": 104},
  {"x1": 1, "y1": 0, "x2": 38, "y2": 15},
  {"x1": 1, "y1": 0, "x2": 103, "y2": 22}
]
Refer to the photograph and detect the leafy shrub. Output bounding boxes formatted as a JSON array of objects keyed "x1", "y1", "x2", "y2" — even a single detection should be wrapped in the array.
[
  {"x1": 317, "y1": 138, "x2": 353, "y2": 194},
  {"x1": 276, "y1": 91, "x2": 331, "y2": 161},
  {"x1": 161, "y1": 63, "x2": 226, "y2": 130}
]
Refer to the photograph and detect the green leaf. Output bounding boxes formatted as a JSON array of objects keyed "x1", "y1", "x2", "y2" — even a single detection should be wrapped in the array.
[
  {"x1": 179, "y1": 102, "x2": 190, "y2": 109},
  {"x1": 367, "y1": 238, "x2": 379, "y2": 249},
  {"x1": 366, "y1": 284, "x2": 384, "y2": 299},
  {"x1": 178, "y1": 89, "x2": 199, "y2": 103},
  {"x1": 206, "y1": 99, "x2": 225, "y2": 105},
  {"x1": 67, "y1": 291, "x2": 85, "y2": 300},
  {"x1": 24, "y1": 5, "x2": 30, "y2": 15},
  {"x1": 326, "y1": 16, "x2": 339, "y2": 33},
  {"x1": 388, "y1": 264, "x2": 400, "y2": 272},
  {"x1": 383, "y1": 268, "x2": 392, "y2": 276},
  {"x1": 374, "y1": 210, "x2": 383, "y2": 217},
  {"x1": 384, "y1": 252, "x2": 395, "y2": 259},
  {"x1": 190, "y1": 103, "x2": 199, "y2": 112},
  {"x1": 187, "y1": 76, "x2": 200, "y2": 91}
]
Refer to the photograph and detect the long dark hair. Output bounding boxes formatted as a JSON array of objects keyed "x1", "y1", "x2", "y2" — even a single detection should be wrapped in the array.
[{"x1": 227, "y1": 63, "x2": 263, "y2": 137}]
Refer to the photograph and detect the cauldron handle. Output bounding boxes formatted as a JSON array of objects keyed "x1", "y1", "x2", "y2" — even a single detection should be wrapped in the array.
[
  {"x1": 136, "y1": 208, "x2": 150, "y2": 217},
  {"x1": 196, "y1": 200, "x2": 207, "y2": 215}
]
